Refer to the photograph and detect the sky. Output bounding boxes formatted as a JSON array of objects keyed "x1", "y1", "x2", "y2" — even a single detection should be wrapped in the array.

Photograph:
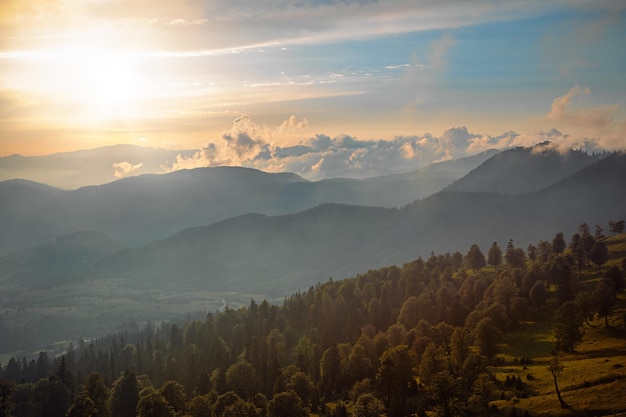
[{"x1": 1, "y1": 0, "x2": 625, "y2": 179}]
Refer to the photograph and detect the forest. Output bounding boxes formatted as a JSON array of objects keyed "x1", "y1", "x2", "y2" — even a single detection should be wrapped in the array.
[{"x1": 0, "y1": 220, "x2": 625, "y2": 417}]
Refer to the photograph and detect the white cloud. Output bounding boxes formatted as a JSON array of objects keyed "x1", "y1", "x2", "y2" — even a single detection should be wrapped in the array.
[
  {"x1": 542, "y1": 85, "x2": 625, "y2": 150},
  {"x1": 164, "y1": 105, "x2": 625, "y2": 180},
  {"x1": 113, "y1": 161, "x2": 143, "y2": 178},
  {"x1": 0, "y1": 0, "x2": 570, "y2": 54},
  {"x1": 545, "y1": 85, "x2": 618, "y2": 131}
]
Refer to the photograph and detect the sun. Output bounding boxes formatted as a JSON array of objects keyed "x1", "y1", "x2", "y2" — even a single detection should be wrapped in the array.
[
  {"x1": 91, "y1": 58, "x2": 138, "y2": 107},
  {"x1": 37, "y1": 41, "x2": 144, "y2": 120},
  {"x1": 79, "y1": 52, "x2": 143, "y2": 121}
]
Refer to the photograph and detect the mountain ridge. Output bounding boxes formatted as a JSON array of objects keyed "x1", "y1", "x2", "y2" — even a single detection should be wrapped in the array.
[
  {"x1": 78, "y1": 152, "x2": 626, "y2": 296},
  {"x1": 0, "y1": 152, "x2": 496, "y2": 256}
]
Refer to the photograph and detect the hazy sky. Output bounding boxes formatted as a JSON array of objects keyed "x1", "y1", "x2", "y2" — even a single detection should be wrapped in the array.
[{"x1": 1, "y1": 0, "x2": 625, "y2": 175}]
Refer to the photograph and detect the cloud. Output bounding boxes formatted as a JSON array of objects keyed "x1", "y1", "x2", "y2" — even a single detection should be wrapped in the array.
[
  {"x1": 113, "y1": 161, "x2": 143, "y2": 178},
  {"x1": 542, "y1": 85, "x2": 625, "y2": 150},
  {"x1": 545, "y1": 85, "x2": 617, "y2": 131},
  {"x1": 162, "y1": 116, "x2": 484, "y2": 179},
  {"x1": 1, "y1": 0, "x2": 568, "y2": 54},
  {"x1": 165, "y1": 106, "x2": 626, "y2": 181}
]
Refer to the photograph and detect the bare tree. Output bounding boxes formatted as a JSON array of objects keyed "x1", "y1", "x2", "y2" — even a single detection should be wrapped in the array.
[{"x1": 548, "y1": 353, "x2": 567, "y2": 408}]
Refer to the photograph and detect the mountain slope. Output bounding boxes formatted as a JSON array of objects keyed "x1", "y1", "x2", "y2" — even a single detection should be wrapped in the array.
[
  {"x1": 445, "y1": 143, "x2": 603, "y2": 194},
  {"x1": 0, "y1": 230, "x2": 122, "y2": 288},
  {"x1": 85, "y1": 152, "x2": 626, "y2": 296},
  {"x1": 0, "y1": 152, "x2": 495, "y2": 255}
]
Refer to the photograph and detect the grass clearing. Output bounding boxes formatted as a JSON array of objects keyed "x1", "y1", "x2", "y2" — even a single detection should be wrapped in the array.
[{"x1": 490, "y1": 236, "x2": 626, "y2": 417}]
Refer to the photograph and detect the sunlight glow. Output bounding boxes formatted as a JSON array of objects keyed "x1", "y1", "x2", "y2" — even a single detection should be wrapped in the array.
[{"x1": 11, "y1": 35, "x2": 148, "y2": 121}]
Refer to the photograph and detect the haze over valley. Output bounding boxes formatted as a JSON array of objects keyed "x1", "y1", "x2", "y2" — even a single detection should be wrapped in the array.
[{"x1": 1, "y1": 143, "x2": 624, "y2": 357}]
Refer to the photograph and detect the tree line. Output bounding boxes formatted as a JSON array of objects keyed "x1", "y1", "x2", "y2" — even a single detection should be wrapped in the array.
[{"x1": 0, "y1": 220, "x2": 624, "y2": 417}]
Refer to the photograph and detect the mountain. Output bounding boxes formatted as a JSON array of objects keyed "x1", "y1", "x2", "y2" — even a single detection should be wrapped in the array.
[
  {"x1": 84, "y1": 152, "x2": 626, "y2": 297},
  {"x1": 0, "y1": 144, "x2": 197, "y2": 190},
  {"x1": 0, "y1": 230, "x2": 122, "y2": 288},
  {"x1": 445, "y1": 143, "x2": 604, "y2": 194},
  {"x1": 0, "y1": 152, "x2": 496, "y2": 256}
]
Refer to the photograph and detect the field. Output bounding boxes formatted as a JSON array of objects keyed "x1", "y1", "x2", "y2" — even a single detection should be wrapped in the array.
[{"x1": 490, "y1": 235, "x2": 626, "y2": 416}]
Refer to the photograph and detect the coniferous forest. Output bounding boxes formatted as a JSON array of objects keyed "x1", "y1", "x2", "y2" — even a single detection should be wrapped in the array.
[{"x1": 1, "y1": 221, "x2": 625, "y2": 417}]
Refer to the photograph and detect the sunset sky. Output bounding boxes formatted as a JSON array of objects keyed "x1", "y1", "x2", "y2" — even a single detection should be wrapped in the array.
[{"x1": 1, "y1": 0, "x2": 625, "y2": 177}]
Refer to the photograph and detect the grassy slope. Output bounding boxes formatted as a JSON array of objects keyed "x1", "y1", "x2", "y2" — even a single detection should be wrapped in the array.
[{"x1": 491, "y1": 233, "x2": 626, "y2": 416}]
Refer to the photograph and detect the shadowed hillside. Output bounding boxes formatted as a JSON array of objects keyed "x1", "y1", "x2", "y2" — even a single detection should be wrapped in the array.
[
  {"x1": 445, "y1": 143, "x2": 604, "y2": 194},
  {"x1": 0, "y1": 152, "x2": 496, "y2": 256}
]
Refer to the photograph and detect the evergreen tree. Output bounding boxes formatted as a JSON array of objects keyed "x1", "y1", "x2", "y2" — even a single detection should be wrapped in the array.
[
  {"x1": 466, "y1": 244, "x2": 486, "y2": 271},
  {"x1": 608, "y1": 219, "x2": 625, "y2": 235},
  {"x1": 472, "y1": 318, "x2": 502, "y2": 360},
  {"x1": 67, "y1": 392, "x2": 97, "y2": 417},
  {"x1": 553, "y1": 301, "x2": 584, "y2": 351},
  {"x1": 353, "y1": 393, "x2": 385, "y2": 417},
  {"x1": 269, "y1": 391, "x2": 308, "y2": 417},
  {"x1": 82, "y1": 372, "x2": 110, "y2": 417},
  {"x1": 505, "y1": 240, "x2": 526, "y2": 269},
  {"x1": 110, "y1": 372, "x2": 139, "y2": 417},
  {"x1": 589, "y1": 241, "x2": 609, "y2": 272},
  {"x1": 158, "y1": 381, "x2": 187, "y2": 416},
  {"x1": 552, "y1": 232, "x2": 566, "y2": 256},
  {"x1": 487, "y1": 242, "x2": 503, "y2": 270},
  {"x1": 0, "y1": 381, "x2": 14, "y2": 417},
  {"x1": 136, "y1": 392, "x2": 175, "y2": 417},
  {"x1": 603, "y1": 266, "x2": 625, "y2": 298},
  {"x1": 593, "y1": 281, "x2": 616, "y2": 327}
]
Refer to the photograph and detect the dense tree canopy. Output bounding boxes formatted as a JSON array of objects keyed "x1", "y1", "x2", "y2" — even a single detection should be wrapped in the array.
[{"x1": 0, "y1": 223, "x2": 623, "y2": 417}]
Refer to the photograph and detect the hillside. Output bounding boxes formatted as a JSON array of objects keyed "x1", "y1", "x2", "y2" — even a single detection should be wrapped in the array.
[
  {"x1": 445, "y1": 143, "x2": 604, "y2": 194},
  {"x1": 1, "y1": 226, "x2": 624, "y2": 417},
  {"x1": 0, "y1": 230, "x2": 122, "y2": 288},
  {"x1": 0, "y1": 152, "x2": 494, "y2": 256},
  {"x1": 81, "y1": 152, "x2": 626, "y2": 296}
]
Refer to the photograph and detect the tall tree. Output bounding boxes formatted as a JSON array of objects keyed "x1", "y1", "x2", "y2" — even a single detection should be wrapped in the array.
[
  {"x1": 82, "y1": 372, "x2": 110, "y2": 417},
  {"x1": 603, "y1": 266, "x2": 625, "y2": 298},
  {"x1": 552, "y1": 232, "x2": 566, "y2": 256},
  {"x1": 537, "y1": 240, "x2": 552, "y2": 263},
  {"x1": 529, "y1": 280, "x2": 547, "y2": 310},
  {"x1": 67, "y1": 392, "x2": 97, "y2": 417},
  {"x1": 226, "y1": 360, "x2": 260, "y2": 400},
  {"x1": 377, "y1": 345, "x2": 415, "y2": 417},
  {"x1": 527, "y1": 244, "x2": 537, "y2": 264},
  {"x1": 136, "y1": 392, "x2": 175, "y2": 417},
  {"x1": 608, "y1": 219, "x2": 625, "y2": 235},
  {"x1": 569, "y1": 233, "x2": 585, "y2": 273},
  {"x1": 319, "y1": 346, "x2": 340, "y2": 398},
  {"x1": 465, "y1": 244, "x2": 486, "y2": 271},
  {"x1": 268, "y1": 391, "x2": 308, "y2": 417},
  {"x1": 158, "y1": 381, "x2": 187, "y2": 416},
  {"x1": 287, "y1": 371, "x2": 315, "y2": 409},
  {"x1": 472, "y1": 318, "x2": 502, "y2": 360},
  {"x1": 589, "y1": 241, "x2": 609, "y2": 272},
  {"x1": 110, "y1": 372, "x2": 139, "y2": 417},
  {"x1": 593, "y1": 281, "x2": 616, "y2": 327},
  {"x1": 0, "y1": 381, "x2": 14, "y2": 417},
  {"x1": 487, "y1": 242, "x2": 502, "y2": 270},
  {"x1": 429, "y1": 371, "x2": 463, "y2": 417},
  {"x1": 553, "y1": 301, "x2": 584, "y2": 352},
  {"x1": 353, "y1": 393, "x2": 385, "y2": 417},
  {"x1": 505, "y1": 240, "x2": 526, "y2": 268}
]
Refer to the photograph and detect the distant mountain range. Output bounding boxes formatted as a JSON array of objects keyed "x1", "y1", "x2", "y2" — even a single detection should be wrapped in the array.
[
  {"x1": 0, "y1": 144, "x2": 197, "y2": 190},
  {"x1": 0, "y1": 149, "x2": 497, "y2": 256},
  {"x1": 80, "y1": 151, "x2": 626, "y2": 296},
  {"x1": 1, "y1": 144, "x2": 622, "y2": 299}
]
